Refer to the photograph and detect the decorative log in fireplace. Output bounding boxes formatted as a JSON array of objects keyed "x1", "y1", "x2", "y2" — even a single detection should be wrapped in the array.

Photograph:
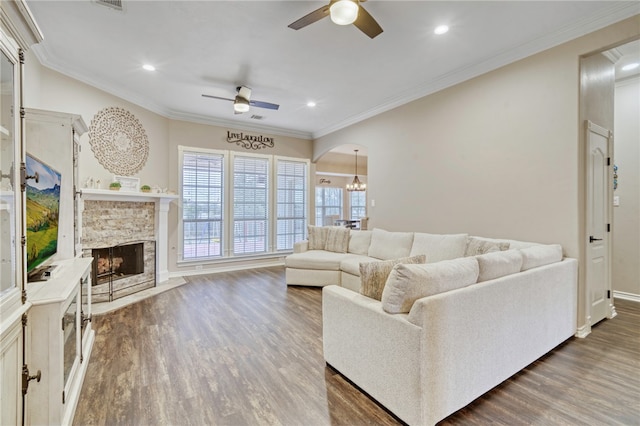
[
  {"x1": 87, "y1": 240, "x2": 156, "y2": 303},
  {"x1": 92, "y1": 242, "x2": 144, "y2": 285}
]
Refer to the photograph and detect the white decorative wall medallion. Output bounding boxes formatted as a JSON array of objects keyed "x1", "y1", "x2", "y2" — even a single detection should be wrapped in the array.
[{"x1": 89, "y1": 107, "x2": 149, "y2": 175}]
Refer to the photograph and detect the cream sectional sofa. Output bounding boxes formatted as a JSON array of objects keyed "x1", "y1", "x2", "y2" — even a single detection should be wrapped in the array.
[
  {"x1": 285, "y1": 227, "x2": 578, "y2": 425},
  {"x1": 285, "y1": 227, "x2": 532, "y2": 290}
]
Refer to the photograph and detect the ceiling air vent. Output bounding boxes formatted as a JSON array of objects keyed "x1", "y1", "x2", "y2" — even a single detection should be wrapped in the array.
[
  {"x1": 250, "y1": 115, "x2": 265, "y2": 120},
  {"x1": 95, "y1": 0, "x2": 123, "y2": 11}
]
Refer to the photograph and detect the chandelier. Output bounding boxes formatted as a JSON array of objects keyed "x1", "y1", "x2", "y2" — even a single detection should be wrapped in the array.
[{"x1": 346, "y1": 149, "x2": 366, "y2": 192}]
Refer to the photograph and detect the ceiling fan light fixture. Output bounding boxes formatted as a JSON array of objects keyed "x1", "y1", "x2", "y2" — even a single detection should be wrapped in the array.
[
  {"x1": 330, "y1": 0, "x2": 359, "y2": 26},
  {"x1": 234, "y1": 96, "x2": 250, "y2": 113}
]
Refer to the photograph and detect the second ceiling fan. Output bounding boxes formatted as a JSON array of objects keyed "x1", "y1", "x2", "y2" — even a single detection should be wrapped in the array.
[
  {"x1": 288, "y1": 0, "x2": 383, "y2": 39},
  {"x1": 202, "y1": 86, "x2": 280, "y2": 115}
]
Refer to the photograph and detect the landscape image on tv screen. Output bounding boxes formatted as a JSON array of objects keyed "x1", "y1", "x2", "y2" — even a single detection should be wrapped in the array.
[{"x1": 25, "y1": 154, "x2": 61, "y2": 273}]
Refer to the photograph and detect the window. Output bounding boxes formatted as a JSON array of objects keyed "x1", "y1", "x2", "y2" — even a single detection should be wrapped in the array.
[
  {"x1": 315, "y1": 187, "x2": 343, "y2": 226},
  {"x1": 233, "y1": 155, "x2": 269, "y2": 255},
  {"x1": 276, "y1": 160, "x2": 307, "y2": 250},
  {"x1": 179, "y1": 147, "x2": 308, "y2": 261},
  {"x1": 350, "y1": 191, "x2": 366, "y2": 220},
  {"x1": 182, "y1": 151, "x2": 224, "y2": 259}
]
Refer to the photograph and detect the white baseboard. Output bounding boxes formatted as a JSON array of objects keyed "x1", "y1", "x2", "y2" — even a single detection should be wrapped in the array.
[
  {"x1": 171, "y1": 258, "x2": 285, "y2": 278},
  {"x1": 575, "y1": 322, "x2": 591, "y2": 339},
  {"x1": 613, "y1": 291, "x2": 640, "y2": 303}
]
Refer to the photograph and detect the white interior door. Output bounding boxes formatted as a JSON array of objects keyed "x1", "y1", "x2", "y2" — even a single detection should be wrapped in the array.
[{"x1": 586, "y1": 120, "x2": 612, "y2": 326}]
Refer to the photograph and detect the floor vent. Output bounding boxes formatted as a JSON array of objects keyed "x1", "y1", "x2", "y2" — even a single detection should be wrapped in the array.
[
  {"x1": 250, "y1": 115, "x2": 265, "y2": 120},
  {"x1": 95, "y1": 0, "x2": 123, "y2": 11}
]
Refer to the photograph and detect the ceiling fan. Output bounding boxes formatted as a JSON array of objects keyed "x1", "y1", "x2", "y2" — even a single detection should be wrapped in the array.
[
  {"x1": 288, "y1": 0, "x2": 383, "y2": 39},
  {"x1": 202, "y1": 86, "x2": 280, "y2": 114}
]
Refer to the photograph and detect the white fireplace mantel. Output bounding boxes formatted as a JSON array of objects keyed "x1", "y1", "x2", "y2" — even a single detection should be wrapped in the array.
[{"x1": 79, "y1": 189, "x2": 178, "y2": 284}]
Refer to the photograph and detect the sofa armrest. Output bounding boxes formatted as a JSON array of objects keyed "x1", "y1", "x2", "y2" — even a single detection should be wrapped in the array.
[
  {"x1": 293, "y1": 240, "x2": 309, "y2": 253},
  {"x1": 322, "y1": 285, "x2": 422, "y2": 425}
]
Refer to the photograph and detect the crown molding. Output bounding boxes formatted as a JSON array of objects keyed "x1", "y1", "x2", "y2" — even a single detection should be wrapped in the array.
[
  {"x1": 31, "y1": 44, "x2": 313, "y2": 141},
  {"x1": 165, "y1": 109, "x2": 313, "y2": 140},
  {"x1": 29, "y1": 2, "x2": 640, "y2": 141},
  {"x1": 312, "y1": 2, "x2": 640, "y2": 139}
]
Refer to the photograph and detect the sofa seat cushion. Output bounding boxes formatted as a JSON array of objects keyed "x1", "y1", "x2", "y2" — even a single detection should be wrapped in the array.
[
  {"x1": 381, "y1": 257, "x2": 479, "y2": 314},
  {"x1": 340, "y1": 255, "x2": 378, "y2": 276},
  {"x1": 284, "y1": 250, "x2": 346, "y2": 271},
  {"x1": 368, "y1": 228, "x2": 414, "y2": 260},
  {"x1": 410, "y1": 232, "x2": 468, "y2": 262}
]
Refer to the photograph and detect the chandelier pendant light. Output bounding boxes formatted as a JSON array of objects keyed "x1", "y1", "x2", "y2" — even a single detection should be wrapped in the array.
[{"x1": 346, "y1": 149, "x2": 366, "y2": 192}]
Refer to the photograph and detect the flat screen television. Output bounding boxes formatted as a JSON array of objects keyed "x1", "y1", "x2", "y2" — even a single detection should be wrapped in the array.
[{"x1": 25, "y1": 153, "x2": 61, "y2": 276}]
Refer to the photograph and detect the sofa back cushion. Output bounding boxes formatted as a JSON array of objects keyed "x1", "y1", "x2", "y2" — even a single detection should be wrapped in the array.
[
  {"x1": 324, "y1": 226, "x2": 350, "y2": 253},
  {"x1": 367, "y1": 228, "x2": 414, "y2": 260},
  {"x1": 348, "y1": 230, "x2": 373, "y2": 255},
  {"x1": 520, "y1": 244, "x2": 563, "y2": 271},
  {"x1": 381, "y1": 257, "x2": 479, "y2": 314},
  {"x1": 410, "y1": 233, "x2": 468, "y2": 262},
  {"x1": 359, "y1": 255, "x2": 426, "y2": 301},
  {"x1": 476, "y1": 250, "x2": 523, "y2": 282}
]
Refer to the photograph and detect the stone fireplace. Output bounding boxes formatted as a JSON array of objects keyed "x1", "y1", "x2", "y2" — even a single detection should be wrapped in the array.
[
  {"x1": 90, "y1": 241, "x2": 155, "y2": 302},
  {"x1": 80, "y1": 189, "x2": 177, "y2": 303}
]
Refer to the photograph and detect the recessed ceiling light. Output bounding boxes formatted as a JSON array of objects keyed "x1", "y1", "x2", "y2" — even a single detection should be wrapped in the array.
[
  {"x1": 307, "y1": 101, "x2": 317, "y2": 107},
  {"x1": 434, "y1": 25, "x2": 449, "y2": 35},
  {"x1": 622, "y1": 63, "x2": 639, "y2": 71},
  {"x1": 142, "y1": 64, "x2": 156, "y2": 71}
]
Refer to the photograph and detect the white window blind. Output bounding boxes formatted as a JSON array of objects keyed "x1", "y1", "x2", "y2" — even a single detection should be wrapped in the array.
[
  {"x1": 350, "y1": 190, "x2": 366, "y2": 220},
  {"x1": 276, "y1": 159, "x2": 307, "y2": 250},
  {"x1": 233, "y1": 155, "x2": 269, "y2": 255},
  {"x1": 182, "y1": 151, "x2": 224, "y2": 259},
  {"x1": 315, "y1": 187, "x2": 342, "y2": 226}
]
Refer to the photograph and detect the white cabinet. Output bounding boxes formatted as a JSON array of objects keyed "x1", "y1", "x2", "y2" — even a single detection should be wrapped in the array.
[
  {"x1": 26, "y1": 257, "x2": 94, "y2": 425},
  {"x1": 0, "y1": 1, "x2": 43, "y2": 424}
]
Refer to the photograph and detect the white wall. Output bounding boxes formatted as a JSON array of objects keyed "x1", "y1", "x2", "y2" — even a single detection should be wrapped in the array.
[
  {"x1": 23, "y1": 52, "x2": 171, "y2": 191},
  {"x1": 314, "y1": 16, "x2": 640, "y2": 332},
  {"x1": 23, "y1": 53, "x2": 313, "y2": 277},
  {"x1": 166, "y1": 120, "x2": 312, "y2": 276},
  {"x1": 613, "y1": 76, "x2": 640, "y2": 298}
]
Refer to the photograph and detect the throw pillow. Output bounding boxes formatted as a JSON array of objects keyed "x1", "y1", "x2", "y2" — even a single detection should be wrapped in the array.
[
  {"x1": 381, "y1": 257, "x2": 479, "y2": 314},
  {"x1": 410, "y1": 232, "x2": 469, "y2": 262},
  {"x1": 324, "y1": 226, "x2": 350, "y2": 253},
  {"x1": 367, "y1": 228, "x2": 414, "y2": 260},
  {"x1": 348, "y1": 230, "x2": 373, "y2": 255},
  {"x1": 476, "y1": 250, "x2": 523, "y2": 282},
  {"x1": 307, "y1": 225, "x2": 328, "y2": 250},
  {"x1": 520, "y1": 244, "x2": 563, "y2": 271},
  {"x1": 464, "y1": 236, "x2": 510, "y2": 256},
  {"x1": 359, "y1": 255, "x2": 426, "y2": 301}
]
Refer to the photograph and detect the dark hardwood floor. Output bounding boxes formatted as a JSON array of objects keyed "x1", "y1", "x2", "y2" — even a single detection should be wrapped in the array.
[{"x1": 73, "y1": 267, "x2": 640, "y2": 425}]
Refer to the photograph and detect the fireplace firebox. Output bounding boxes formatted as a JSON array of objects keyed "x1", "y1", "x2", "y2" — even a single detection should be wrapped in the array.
[
  {"x1": 87, "y1": 240, "x2": 156, "y2": 303},
  {"x1": 92, "y1": 242, "x2": 144, "y2": 285}
]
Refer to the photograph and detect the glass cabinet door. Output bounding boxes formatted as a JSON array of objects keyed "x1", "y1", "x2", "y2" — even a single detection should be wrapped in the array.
[
  {"x1": 0, "y1": 35, "x2": 20, "y2": 304},
  {"x1": 62, "y1": 295, "x2": 78, "y2": 388}
]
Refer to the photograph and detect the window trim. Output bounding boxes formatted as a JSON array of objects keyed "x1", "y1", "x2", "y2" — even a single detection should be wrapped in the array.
[{"x1": 178, "y1": 146, "x2": 310, "y2": 263}]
